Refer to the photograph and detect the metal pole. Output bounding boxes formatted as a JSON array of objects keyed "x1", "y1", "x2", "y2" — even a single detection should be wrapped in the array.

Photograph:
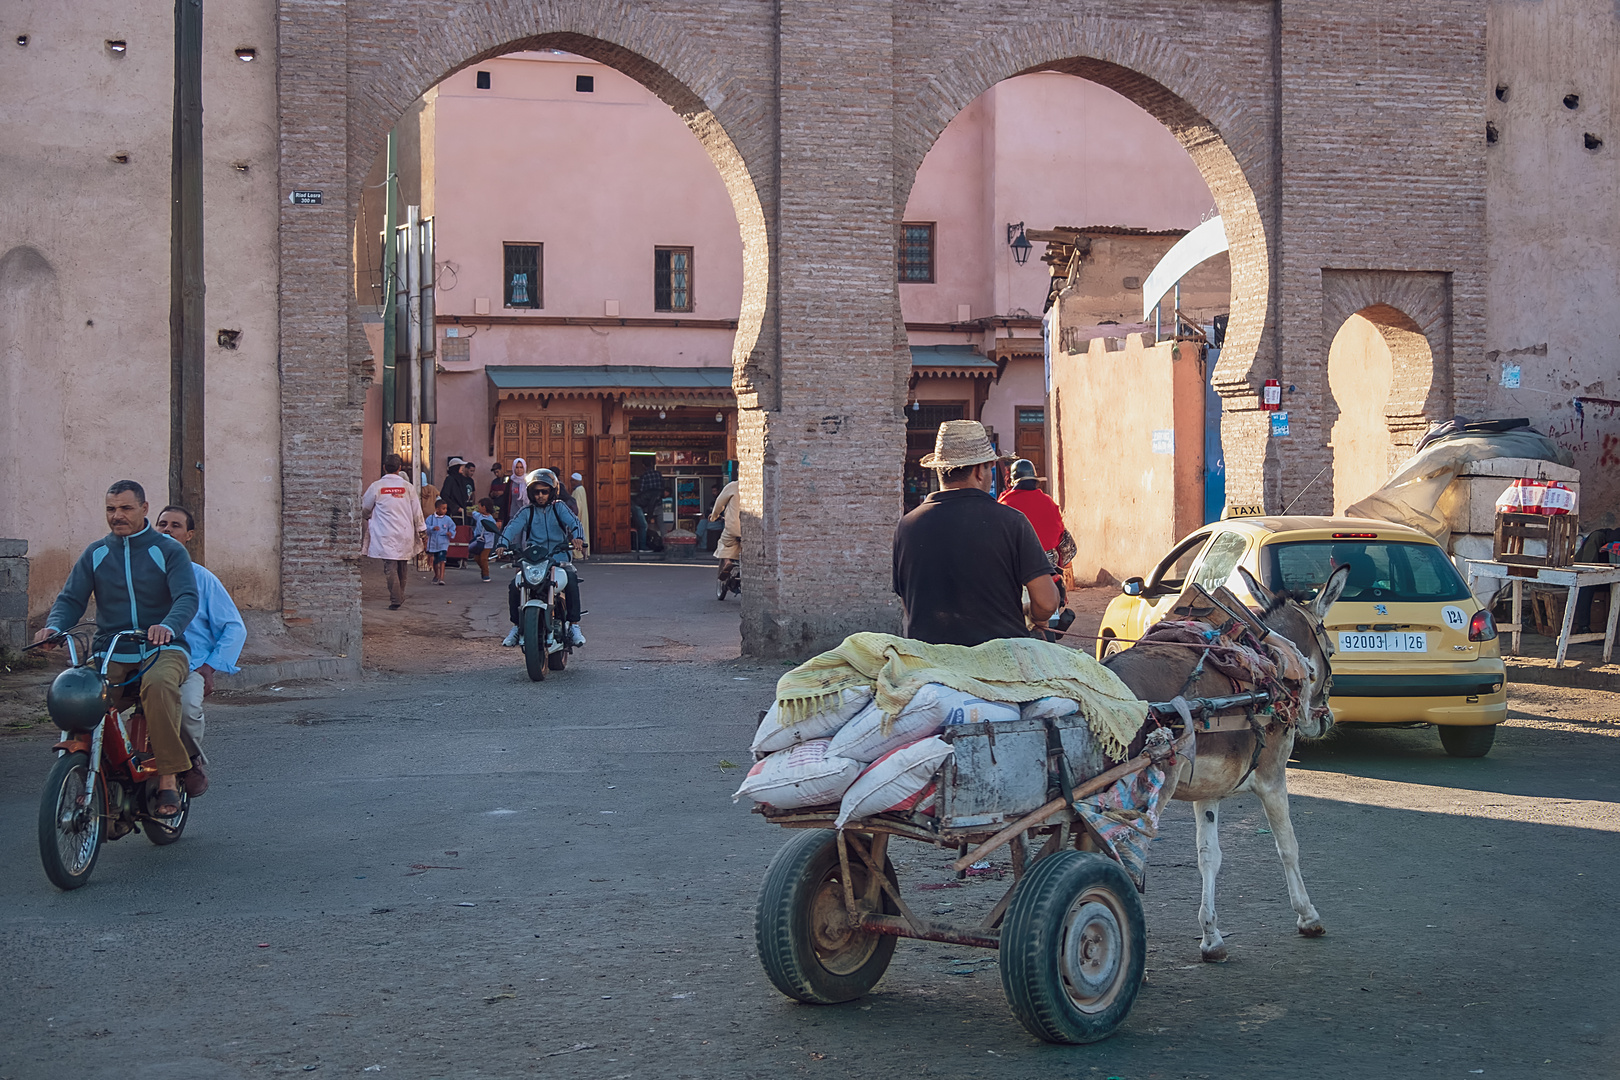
[
  {"x1": 406, "y1": 205, "x2": 423, "y2": 487},
  {"x1": 169, "y1": 0, "x2": 205, "y2": 555},
  {"x1": 380, "y1": 129, "x2": 398, "y2": 459},
  {"x1": 1174, "y1": 281, "x2": 1181, "y2": 336}
]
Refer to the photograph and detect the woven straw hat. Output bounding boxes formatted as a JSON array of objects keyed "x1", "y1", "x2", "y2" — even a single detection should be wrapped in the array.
[{"x1": 919, "y1": 419, "x2": 1013, "y2": 470}]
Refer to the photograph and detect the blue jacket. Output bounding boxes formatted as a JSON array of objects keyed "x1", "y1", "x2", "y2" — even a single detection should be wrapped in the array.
[
  {"x1": 499, "y1": 500, "x2": 582, "y2": 558},
  {"x1": 47, "y1": 524, "x2": 199, "y2": 661},
  {"x1": 185, "y1": 564, "x2": 247, "y2": 674}
]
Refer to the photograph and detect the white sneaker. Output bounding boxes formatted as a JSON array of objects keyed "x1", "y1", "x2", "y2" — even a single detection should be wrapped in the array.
[
  {"x1": 501, "y1": 627, "x2": 521, "y2": 647},
  {"x1": 568, "y1": 624, "x2": 586, "y2": 647}
]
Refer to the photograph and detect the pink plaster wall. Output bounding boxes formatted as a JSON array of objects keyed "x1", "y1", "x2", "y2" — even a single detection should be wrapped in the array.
[
  {"x1": 901, "y1": 73, "x2": 1217, "y2": 325},
  {"x1": 432, "y1": 52, "x2": 745, "y2": 325}
]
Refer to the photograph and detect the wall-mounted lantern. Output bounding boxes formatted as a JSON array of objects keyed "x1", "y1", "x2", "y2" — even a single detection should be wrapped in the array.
[{"x1": 1006, "y1": 222, "x2": 1033, "y2": 266}]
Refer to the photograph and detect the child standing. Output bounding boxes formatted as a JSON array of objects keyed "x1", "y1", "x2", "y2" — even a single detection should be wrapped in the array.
[
  {"x1": 468, "y1": 498, "x2": 499, "y2": 582},
  {"x1": 424, "y1": 498, "x2": 455, "y2": 585}
]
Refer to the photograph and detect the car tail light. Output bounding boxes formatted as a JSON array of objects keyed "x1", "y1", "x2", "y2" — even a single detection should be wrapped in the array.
[
  {"x1": 1331, "y1": 532, "x2": 1378, "y2": 539},
  {"x1": 1468, "y1": 609, "x2": 1497, "y2": 641}
]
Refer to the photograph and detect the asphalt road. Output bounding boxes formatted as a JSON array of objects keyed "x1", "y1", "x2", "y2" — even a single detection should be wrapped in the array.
[{"x1": 2, "y1": 560, "x2": 1618, "y2": 1079}]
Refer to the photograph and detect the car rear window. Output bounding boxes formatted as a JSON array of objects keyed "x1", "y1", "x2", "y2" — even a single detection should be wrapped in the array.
[{"x1": 1265, "y1": 540, "x2": 1470, "y2": 603}]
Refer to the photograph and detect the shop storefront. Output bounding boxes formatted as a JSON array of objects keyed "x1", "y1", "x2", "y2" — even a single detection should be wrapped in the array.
[
  {"x1": 905, "y1": 345, "x2": 1006, "y2": 512},
  {"x1": 485, "y1": 365, "x2": 735, "y2": 553}
]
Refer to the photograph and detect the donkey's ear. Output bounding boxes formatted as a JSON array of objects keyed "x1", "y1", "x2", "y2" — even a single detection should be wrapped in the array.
[
  {"x1": 1236, "y1": 565, "x2": 1275, "y2": 611},
  {"x1": 1313, "y1": 564, "x2": 1351, "y2": 618}
]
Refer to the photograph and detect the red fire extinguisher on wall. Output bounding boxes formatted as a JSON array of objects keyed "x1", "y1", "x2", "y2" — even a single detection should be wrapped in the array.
[{"x1": 1262, "y1": 379, "x2": 1281, "y2": 411}]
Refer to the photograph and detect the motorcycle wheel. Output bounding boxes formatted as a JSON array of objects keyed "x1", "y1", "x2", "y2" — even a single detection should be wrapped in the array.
[
  {"x1": 717, "y1": 579, "x2": 730, "y2": 601},
  {"x1": 38, "y1": 751, "x2": 104, "y2": 890},
  {"x1": 145, "y1": 787, "x2": 190, "y2": 845},
  {"x1": 522, "y1": 605, "x2": 548, "y2": 682}
]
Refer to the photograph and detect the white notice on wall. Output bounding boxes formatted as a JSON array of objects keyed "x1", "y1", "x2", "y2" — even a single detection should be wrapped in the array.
[
  {"x1": 1151, "y1": 429, "x2": 1174, "y2": 455},
  {"x1": 1501, "y1": 363, "x2": 1521, "y2": 389}
]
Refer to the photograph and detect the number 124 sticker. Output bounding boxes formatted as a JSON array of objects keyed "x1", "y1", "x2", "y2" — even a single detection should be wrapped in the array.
[{"x1": 1442, "y1": 606, "x2": 1467, "y2": 630}]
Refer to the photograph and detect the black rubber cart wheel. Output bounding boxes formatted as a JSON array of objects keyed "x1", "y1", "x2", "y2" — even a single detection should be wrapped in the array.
[
  {"x1": 521, "y1": 606, "x2": 547, "y2": 682},
  {"x1": 999, "y1": 850, "x2": 1145, "y2": 1044},
  {"x1": 756, "y1": 828, "x2": 898, "y2": 1004},
  {"x1": 39, "y1": 751, "x2": 104, "y2": 890},
  {"x1": 145, "y1": 788, "x2": 190, "y2": 845},
  {"x1": 1438, "y1": 724, "x2": 1496, "y2": 758}
]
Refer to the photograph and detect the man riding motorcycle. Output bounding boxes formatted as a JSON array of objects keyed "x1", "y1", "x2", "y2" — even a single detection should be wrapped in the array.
[
  {"x1": 496, "y1": 470, "x2": 587, "y2": 649},
  {"x1": 34, "y1": 480, "x2": 199, "y2": 815}
]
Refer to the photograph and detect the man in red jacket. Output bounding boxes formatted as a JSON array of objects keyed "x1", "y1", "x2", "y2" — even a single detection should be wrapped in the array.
[
  {"x1": 998, "y1": 459, "x2": 1065, "y2": 556},
  {"x1": 998, "y1": 459, "x2": 1073, "y2": 641}
]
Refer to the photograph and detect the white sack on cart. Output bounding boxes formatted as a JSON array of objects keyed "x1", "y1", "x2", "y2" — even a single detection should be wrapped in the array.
[
  {"x1": 732, "y1": 739, "x2": 862, "y2": 809},
  {"x1": 751, "y1": 686, "x2": 875, "y2": 755},
  {"x1": 825, "y1": 700, "x2": 925, "y2": 762},
  {"x1": 1021, "y1": 696, "x2": 1081, "y2": 721},
  {"x1": 835, "y1": 736, "x2": 953, "y2": 828}
]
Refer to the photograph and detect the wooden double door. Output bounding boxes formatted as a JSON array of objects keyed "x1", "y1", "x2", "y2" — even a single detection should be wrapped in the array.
[
  {"x1": 498, "y1": 414, "x2": 592, "y2": 484},
  {"x1": 495, "y1": 413, "x2": 635, "y2": 554}
]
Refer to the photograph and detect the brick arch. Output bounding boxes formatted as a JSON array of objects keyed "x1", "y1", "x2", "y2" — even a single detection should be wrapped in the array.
[
  {"x1": 1320, "y1": 269, "x2": 1453, "y2": 465},
  {"x1": 344, "y1": 18, "x2": 776, "y2": 406},
  {"x1": 894, "y1": 14, "x2": 1277, "y2": 401}
]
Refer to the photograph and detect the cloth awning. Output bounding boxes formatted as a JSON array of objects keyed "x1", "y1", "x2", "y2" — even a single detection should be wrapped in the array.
[{"x1": 487, "y1": 364, "x2": 735, "y2": 402}]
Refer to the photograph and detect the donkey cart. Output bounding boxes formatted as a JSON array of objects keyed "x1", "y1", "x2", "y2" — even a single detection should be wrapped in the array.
[{"x1": 751, "y1": 699, "x2": 1244, "y2": 1044}]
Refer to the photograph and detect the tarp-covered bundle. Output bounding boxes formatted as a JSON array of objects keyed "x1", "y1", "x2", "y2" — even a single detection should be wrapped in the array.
[{"x1": 1345, "y1": 422, "x2": 1573, "y2": 544}]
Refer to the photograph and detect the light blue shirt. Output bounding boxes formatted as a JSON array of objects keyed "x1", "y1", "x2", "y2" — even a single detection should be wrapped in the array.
[
  {"x1": 424, "y1": 513, "x2": 456, "y2": 554},
  {"x1": 185, "y1": 564, "x2": 247, "y2": 675}
]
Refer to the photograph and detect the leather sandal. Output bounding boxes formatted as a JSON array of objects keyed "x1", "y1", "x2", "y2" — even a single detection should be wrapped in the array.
[{"x1": 151, "y1": 786, "x2": 182, "y2": 817}]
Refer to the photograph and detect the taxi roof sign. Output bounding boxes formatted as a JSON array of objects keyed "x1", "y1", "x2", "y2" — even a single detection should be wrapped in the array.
[{"x1": 1224, "y1": 504, "x2": 1266, "y2": 519}]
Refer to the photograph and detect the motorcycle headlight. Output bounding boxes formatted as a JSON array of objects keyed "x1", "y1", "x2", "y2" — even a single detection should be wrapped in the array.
[{"x1": 523, "y1": 564, "x2": 547, "y2": 586}]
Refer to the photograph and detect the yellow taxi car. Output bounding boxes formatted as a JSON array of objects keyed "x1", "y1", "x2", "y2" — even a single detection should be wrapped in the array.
[{"x1": 1096, "y1": 516, "x2": 1507, "y2": 757}]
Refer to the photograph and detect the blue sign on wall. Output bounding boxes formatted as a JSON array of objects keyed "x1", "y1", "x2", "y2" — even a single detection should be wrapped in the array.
[{"x1": 1270, "y1": 411, "x2": 1290, "y2": 438}]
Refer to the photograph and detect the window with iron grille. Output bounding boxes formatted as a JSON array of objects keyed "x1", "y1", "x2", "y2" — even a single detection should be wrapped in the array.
[
  {"x1": 899, "y1": 222, "x2": 935, "y2": 283},
  {"x1": 654, "y1": 247, "x2": 693, "y2": 312},
  {"x1": 504, "y1": 243, "x2": 542, "y2": 309},
  {"x1": 907, "y1": 401, "x2": 965, "y2": 430}
]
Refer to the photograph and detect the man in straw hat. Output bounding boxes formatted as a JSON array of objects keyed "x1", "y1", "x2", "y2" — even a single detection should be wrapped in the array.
[{"x1": 893, "y1": 420, "x2": 1060, "y2": 645}]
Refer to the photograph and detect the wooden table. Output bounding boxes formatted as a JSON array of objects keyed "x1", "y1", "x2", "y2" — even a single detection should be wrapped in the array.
[{"x1": 1463, "y1": 559, "x2": 1620, "y2": 667}]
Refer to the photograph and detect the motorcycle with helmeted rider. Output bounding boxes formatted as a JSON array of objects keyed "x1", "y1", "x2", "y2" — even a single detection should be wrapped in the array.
[{"x1": 495, "y1": 468, "x2": 587, "y2": 682}]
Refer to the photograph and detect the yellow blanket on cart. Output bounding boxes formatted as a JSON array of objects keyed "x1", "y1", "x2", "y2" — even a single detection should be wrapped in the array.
[{"x1": 773, "y1": 632, "x2": 1147, "y2": 762}]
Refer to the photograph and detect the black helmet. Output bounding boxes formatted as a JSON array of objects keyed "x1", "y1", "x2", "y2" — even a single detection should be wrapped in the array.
[
  {"x1": 1010, "y1": 458, "x2": 1039, "y2": 483},
  {"x1": 47, "y1": 666, "x2": 112, "y2": 733}
]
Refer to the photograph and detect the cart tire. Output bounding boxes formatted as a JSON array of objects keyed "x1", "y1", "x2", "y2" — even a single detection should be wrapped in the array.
[
  {"x1": 522, "y1": 606, "x2": 547, "y2": 682},
  {"x1": 999, "y1": 851, "x2": 1145, "y2": 1044},
  {"x1": 755, "y1": 829, "x2": 898, "y2": 1005},
  {"x1": 1438, "y1": 723, "x2": 1496, "y2": 758}
]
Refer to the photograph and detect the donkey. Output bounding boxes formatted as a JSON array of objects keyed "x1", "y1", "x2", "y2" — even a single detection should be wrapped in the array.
[{"x1": 1104, "y1": 564, "x2": 1349, "y2": 961}]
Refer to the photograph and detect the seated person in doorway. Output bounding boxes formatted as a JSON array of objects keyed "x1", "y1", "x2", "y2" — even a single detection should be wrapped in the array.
[
  {"x1": 496, "y1": 470, "x2": 587, "y2": 649},
  {"x1": 892, "y1": 421, "x2": 1059, "y2": 646},
  {"x1": 34, "y1": 480, "x2": 200, "y2": 816}
]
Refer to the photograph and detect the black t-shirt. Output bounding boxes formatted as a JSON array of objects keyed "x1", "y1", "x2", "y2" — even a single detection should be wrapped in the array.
[{"x1": 892, "y1": 487, "x2": 1053, "y2": 646}]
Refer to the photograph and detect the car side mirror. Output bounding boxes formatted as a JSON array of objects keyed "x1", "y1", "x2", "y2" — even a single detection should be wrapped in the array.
[{"x1": 1122, "y1": 577, "x2": 1145, "y2": 597}]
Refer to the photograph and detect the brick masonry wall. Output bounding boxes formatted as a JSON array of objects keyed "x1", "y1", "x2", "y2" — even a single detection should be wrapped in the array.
[{"x1": 274, "y1": 0, "x2": 1488, "y2": 659}]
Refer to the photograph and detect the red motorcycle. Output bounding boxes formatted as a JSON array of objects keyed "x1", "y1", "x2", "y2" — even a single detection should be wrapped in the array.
[{"x1": 27, "y1": 629, "x2": 191, "y2": 890}]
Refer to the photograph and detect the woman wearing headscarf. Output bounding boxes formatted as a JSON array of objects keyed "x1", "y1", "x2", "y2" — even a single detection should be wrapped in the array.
[{"x1": 506, "y1": 457, "x2": 529, "y2": 522}]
